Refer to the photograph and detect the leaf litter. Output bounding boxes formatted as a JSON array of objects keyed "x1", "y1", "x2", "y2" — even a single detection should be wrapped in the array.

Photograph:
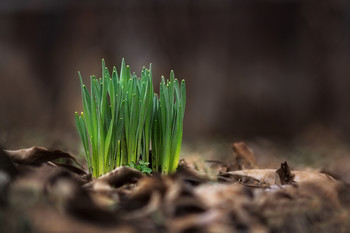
[{"x1": 0, "y1": 142, "x2": 350, "y2": 233}]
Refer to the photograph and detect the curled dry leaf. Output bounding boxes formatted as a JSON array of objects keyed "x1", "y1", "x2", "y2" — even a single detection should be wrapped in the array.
[
  {"x1": 225, "y1": 168, "x2": 336, "y2": 187},
  {"x1": 254, "y1": 180, "x2": 347, "y2": 233},
  {"x1": 231, "y1": 141, "x2": 258, "y2": 170},
  {"x1": 194, "y1": 183, "x2": 253, "y2": 210},
  {"x1": 117, "y1": 174, "x2": 207, "y2": 228},
  {"x1": 81, "y1": 167, "x2": 144, "y2": 214},
  {"x1": 293, "y1": 170, "x2": 336, "y2": 183},
  {"x1": 204, "y1": 160, "x2": 230, "y2": 174},
  {"x1": 177, "y1": 159, "x2": 214, "y2": 185},
  {"x1": 50, "y1": 162, "x2": 87, "y2": 176},
  {"x1": 161, "y1": 176, "x2": 206, "y2": 218},
  {"x1": 192, "y1": 183, "x2": 266, "y2": 233},
  {"x1": 218, "y1": 172, "x2": 271, "y2": 188},
  {"x1": 276, "y1": 161, "x2": 295, "y2": 185},
  {"x1": 0, "y1": 147, "x2": 18, "y2": 178},
  {"x1": 204, "y1": 142, "x2": 259, "y2": 175},
  {"x1": 45, "y1": 169, "x2": 118, "y2": 224},
  {"x1": 121, "y1": 191, "x2": 162, "y2": 220},
  {"x1": 0, "y1": 147, "x2": 18, "y2": 205},
  {"x1": 118, "y1": 175, "x2": 171, "y2": 214},
  {"x1": 86, "y1": 166, "x2": 143, "y2": 191},
  {"x1": 5, "y1": 147, "x2": 85, "y2": 174}
]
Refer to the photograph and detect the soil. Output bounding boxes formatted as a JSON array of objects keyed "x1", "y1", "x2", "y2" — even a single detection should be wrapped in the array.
[{"x1": 1, "y1": 142, "x2": 350, "y2": 233}]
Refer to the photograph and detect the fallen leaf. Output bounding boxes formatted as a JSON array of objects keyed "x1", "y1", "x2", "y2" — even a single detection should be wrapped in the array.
[
  {"x1": 5, "y1": 147, "x2": 84, "y2": 170},
  {"x1": 276, "y1": 161, "x2": 295, "y2": 185},
  {"x1": 218, "y1": 172, "x2": 271, "y2": 188},
  {"x1": 231, "y1": 142, "x2": 258, "y2": 170},
  {"x1": 45, "y1": 169, "x2": 118, "y2": 224},
  {"x1": 177, "y1": 159, "x2": 213, "y2": 185},
  {"x1": 48, "y1": 161, "x2": 87, "y2": 176},
  {"x1": 86, "y1": 166, "x2": 143, "y2": 191},
  {"x1": 205, "y1": 160, "x2": 230, "y2": 174},
  {"x1": 0, "y1": 147, "x2": 18, "y2": 205},
  {"x1": 0, "y1": 147, "x2": 18, "y2": 178},
  {"x1": 226, "y1": 168, "x2": 336, "y2": 186}
]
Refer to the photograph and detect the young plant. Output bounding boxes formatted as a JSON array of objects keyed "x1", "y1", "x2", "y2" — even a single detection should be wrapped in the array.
[
  {"x1": 126, "y1": 161, "x2": 152, "y2": 175},
  {"x1": 152, "y1": 72, "x2": 186, "y2": 173},
  {"x1": 75, "y1": 59, "x2": 185, "y2": 177}
]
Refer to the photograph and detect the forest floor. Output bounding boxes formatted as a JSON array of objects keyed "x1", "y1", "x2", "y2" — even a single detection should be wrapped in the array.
[{"x1": 1, "y1": 132, "x2": 350, "y2": 233}]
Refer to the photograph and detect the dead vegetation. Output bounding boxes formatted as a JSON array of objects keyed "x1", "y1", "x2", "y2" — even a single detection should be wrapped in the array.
[{"x1": 1, "y1": 142, "x2": 350, "y2": 233}]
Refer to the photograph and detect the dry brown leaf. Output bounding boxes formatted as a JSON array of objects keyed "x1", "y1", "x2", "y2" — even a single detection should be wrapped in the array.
[
  {"x1": 121, "y1": 191, "x2": 162, "y2": 220},
  {"x1": 194, "y1": 183, "x2": 252, "y2": 209},
  {"x1": 218, "y1": 172, "x2": 271, "y2": 188},
  {"x1": 0, "y1": 147, "x2": 18, "y2": 178},
  {"x1": 45, "y1": 169, "x2": 118, "y2": 224},
  {"x1": 254, "y1": 180, "x2": 347, "y2": 233},
  {"x1": 87, "y1": 166, "x2": 143, "y2": 191},
  {"x1": 50, "y1": 162, "x2": 87, "y2": 176},
  {"x1": 118, "y1": 176, "x2": 165, "y2": 212},
  {"x1": 205, "y1": 160, "x2": 230, "y2": 174},
  {"x1": 231, "y1": 142, "x2": 258, "y2": 170},
  {"x1": 5, "y1": 147, "x2": 85, "y2": 173},
  {"x1": 0, "y1": 147, "x2": 19, "y2": 205},
  {"x1": 227, "y1": 169, "x2": 336, "y2": 186},
  {"x1": 177, "y1": 159, "x2": 214, "y2": 184},
  {"x1": 276, "y1": 161, "x2": 295, "y2": 184}
]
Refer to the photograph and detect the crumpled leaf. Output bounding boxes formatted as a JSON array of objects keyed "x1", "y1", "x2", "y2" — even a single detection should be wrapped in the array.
[
  {"x1": 116, "y1": 174, "x2": 206, "y2": 218},
  {"x1": 177, "y1": 159, "x2": 214, "y2": 185},
  {"x1": 204, "y1": 160, "x2": 233, "y2": 175},
  {"x1": 6, "y1": 146, "x2": 80, "y2": 165},
  {"x1": 276, "y1": 161, "x2": 295, "y2": 185},
  {"x1": 218, "y1": 172, "x2": 271, "y2": 188},
  {"x1": 255, "y1": 180, "x2": 345, "y2": 233},
  {"x1": 47, "y1": 162, "x2": 87, "y2": 176},
  {"x1": 117, "y1": 175, "x2": 169, "y2": 214},
  {"x1": 0, "y1": 147, "x2": 18, "y2": 206},
  {"x1": 5, "y1": 147, "x2": 86, "y2": 175},
  {"x1": 45, "y1": 169, "x2": 118, "y2": 224},
  {"x1": 86, "y1": 166, "x2": 143, "y2": 191},
  {"x1": 231, "y1": 142, "x2": 258, "y2": 170},
  {"x1": 222, "y1": 167, "x2": 336, "y2": 187},
  {"x1": 0, "y1": 147, "x2": 18, "y2": 178}
]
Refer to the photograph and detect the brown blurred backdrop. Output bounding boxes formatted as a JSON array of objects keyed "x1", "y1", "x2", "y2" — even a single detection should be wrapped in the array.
[{"x1": 1, "y1": 0, "x2": 350, "y2": 150}]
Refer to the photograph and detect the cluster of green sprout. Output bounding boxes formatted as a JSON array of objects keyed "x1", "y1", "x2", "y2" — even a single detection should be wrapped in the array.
[{"x1": 75, "y1": 59, "x2": 186, "y2": 177}]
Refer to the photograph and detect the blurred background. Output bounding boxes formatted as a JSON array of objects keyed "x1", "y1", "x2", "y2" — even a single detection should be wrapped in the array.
[{"x1": 1, "y1": 0, "x2": 350, "y2": 165}]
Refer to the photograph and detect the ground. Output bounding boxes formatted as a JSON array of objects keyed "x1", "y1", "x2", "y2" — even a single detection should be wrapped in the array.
[{"x1": 1, "y1": 136, "x2": 350, "y2": 233}]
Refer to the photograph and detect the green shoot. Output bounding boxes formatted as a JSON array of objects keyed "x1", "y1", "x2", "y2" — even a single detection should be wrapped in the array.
[
  {"x1": 152, "y1": 73, "x2": 186, "y2": 173},
  {"x1": 75, "y1": 59, "x2": 186, "y2": 177}
]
